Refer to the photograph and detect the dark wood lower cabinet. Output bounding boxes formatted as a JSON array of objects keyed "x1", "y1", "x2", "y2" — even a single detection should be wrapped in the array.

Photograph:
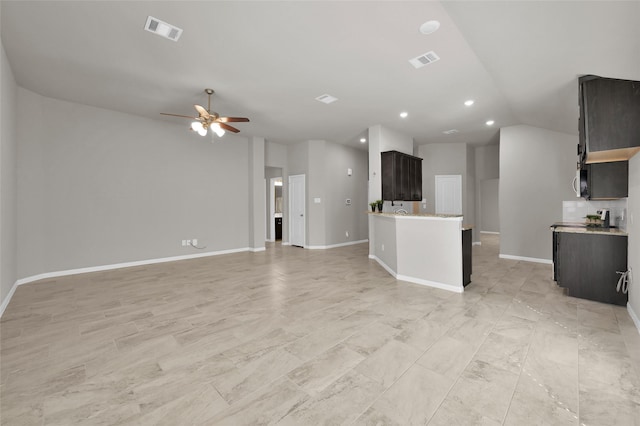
[
  {"x1": 275, "y1": 217, "x2": 282, "y2": 240},
  {"x1": 462, "y1": 229, "x2": 472, "y2": 287},
  {"x1": 553, "y1": 231, "x2": 627, "y2": 306}
]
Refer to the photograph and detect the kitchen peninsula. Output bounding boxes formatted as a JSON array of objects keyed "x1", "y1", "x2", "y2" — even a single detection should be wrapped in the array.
[{"x1": 368, "y1": 212, "x2": 469, "y2": 293}]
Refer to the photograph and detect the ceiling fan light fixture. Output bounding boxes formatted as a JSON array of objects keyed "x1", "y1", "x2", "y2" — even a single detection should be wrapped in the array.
[
  {"x1": 211, "y1": 123, "x2": 225, "y2": 137},
  {"x1": 191, "y1": 121, "x2": 207, "y2": 136}
]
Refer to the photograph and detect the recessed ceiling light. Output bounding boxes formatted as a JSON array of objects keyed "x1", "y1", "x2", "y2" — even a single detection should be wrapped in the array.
[
  {"x1": 464, "y1": 100, "x2": 475, "y2": 106},
  {"x1": 400, "y1": 112, "x2": 408, "y2": 118},
  {"x1": 360, "y1": 138, "x2": 367, "y2": 143},
  {"x1": 315, "y1": 94, "x2": 338, "y2": 104},
  {"x1": 419, "y1": 20, "x2": 441, "y2": 35},
  {"x1": 144, "y1": 16, "x2": 183, "y2": 42},
  {"x1": 486, "y1": 120, "x2": 495, "y2": 126}
]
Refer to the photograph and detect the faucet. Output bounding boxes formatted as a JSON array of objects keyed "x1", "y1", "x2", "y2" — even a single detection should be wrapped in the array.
[{"x1": 394, "y1": 208, "x2": 408, "y2": 215}]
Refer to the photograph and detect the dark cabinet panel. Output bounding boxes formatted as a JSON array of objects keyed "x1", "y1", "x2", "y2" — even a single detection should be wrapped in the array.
[
  {"x1": 553, "y1": 231, "x2": 627, "y2": 306},
  {"x1": 580, "y1": 75, "x2": 640, "y2": 153},
  {"x1": 275, "y1": 217, "x2": 282, "y2": 240},
  {"x1": 462, "y1": 229, "x2": 472, "y2": 287},
  {"x1": 381, "y1": 151, "x2": 422, "y2": 201},
  {"x1": 586, "y1": 161, "x2": 628, "y2": 199}
]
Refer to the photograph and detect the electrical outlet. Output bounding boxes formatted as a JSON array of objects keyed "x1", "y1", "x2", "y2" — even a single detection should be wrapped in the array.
[
  {"x1": 381, "y1": 244, "x2": 385, "y2": 251},
  {"x1": 186, "y1": 239, "x2": 191, "y2": 246},
  {"x1": 182, "y1": 240, "x2": 187, "y2": 246},
  {"x1": 345, "y1": 231, "x2": 349, "y2": 238},
  {"x1": 192, "y1": 239, "x2": 198, "y2": 246}
]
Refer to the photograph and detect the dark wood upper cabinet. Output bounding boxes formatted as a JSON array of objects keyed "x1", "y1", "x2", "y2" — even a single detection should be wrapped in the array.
[
  {"x1": 381, "y1": 151, "x2": 422, "y2": 201},
  {"x1": 579, "y1": 75, "x2": 640, "y2": 163},
  {"x1": 586, "y1": 161, "x2": 628, "y2": 199}
]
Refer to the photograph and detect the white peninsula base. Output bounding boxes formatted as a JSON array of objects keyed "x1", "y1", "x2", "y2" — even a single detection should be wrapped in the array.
[{"x1": 368, "y1": 213, "x2": 464, "y2": 293}]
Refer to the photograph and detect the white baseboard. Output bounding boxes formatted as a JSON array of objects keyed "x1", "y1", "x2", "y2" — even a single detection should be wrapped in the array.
[
  {"x1": 369, "y1": 255, "x2": 463, "y2": 294},
  {"x1": 282, "y1": 242, "x2": 291, "y2": 246},
  {"x1": 627, "y1": 303, "x2": 640, "y2": 335},
  {"x1": 499, "y1": 254, "x2": 553, "y2": 265},
  {"x1": 250, "y1": 247, "x2": 266, "y2": 252},
  {"x1": 396, "y1": 273, "x2": 464, "y2": 293},
  {"x1": 480, "y1": 231, "x2": 500, "y2": 235},
  {"x1": 369, "y1": 254, "x2": 397, "y2": 278},
  {"x1": 472, "y1": 242, "x2": 482, "y2": 246},
  {"x1": 0, "y1": 280, "x2": 19, "y2": 318},
  {"x1": 1, "y1": 247, "x2": 252, "y2": 318},
  {"x1": 306, "y1": 240, "x2": 368, "y2": 250}
]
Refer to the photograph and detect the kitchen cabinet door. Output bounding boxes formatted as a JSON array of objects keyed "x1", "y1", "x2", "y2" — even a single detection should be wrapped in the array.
[
  {"x1": 587, "y1": 161, "x2": 628, "y2": 199},
  {"x1": 580, "y1": 75, "x2": 640, "y2": 153},
  {"x1": 381, "y1": 151, "x2": 423, "y2": 201},
  {"x1": 553, "y1": 231, "x2": 627, "y2": 306}
]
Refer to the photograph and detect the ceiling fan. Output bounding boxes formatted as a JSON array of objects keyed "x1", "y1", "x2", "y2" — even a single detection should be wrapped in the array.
[{"x1": 161, "y1": 88, "x2": 249, "y2": 138}]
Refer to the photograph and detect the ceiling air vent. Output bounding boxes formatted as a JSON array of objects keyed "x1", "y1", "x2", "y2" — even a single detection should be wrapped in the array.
[
  {"x1": 443, "y1": 129, "x2": 459, "y2": 135},
  {"x1": 409, "y1": 51, "x2": 440, "y2": 69},
  {"x1": 315, "y1": 94, "x2": 338, "y2": 104},
  {"x1": 144, "y1": 16, "x2": 183, "y2": 42}
]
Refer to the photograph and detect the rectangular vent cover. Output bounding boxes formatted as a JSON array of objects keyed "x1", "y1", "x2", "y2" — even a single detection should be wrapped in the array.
[
  {"x1": 409, "y1": 51, "x2": 440, "y2": 69},
  {"x1": 315, "y1": 94, "x2": 338, "y2": 104},
  {"x1": 145, "y1": 16, "x2": 183, "y2": 42}
]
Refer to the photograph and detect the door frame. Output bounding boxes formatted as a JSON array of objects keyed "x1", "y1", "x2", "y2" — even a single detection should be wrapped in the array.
[
  {"x1": 289, "y1": 174, "x2": 306, "y2": 247},
  {"x1": 268, "y1": 177, "x2": 278, "y2": 242}
]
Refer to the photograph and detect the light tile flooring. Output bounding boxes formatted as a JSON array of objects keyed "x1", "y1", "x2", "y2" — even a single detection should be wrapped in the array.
[{"x1": 1, "y1": 234, "x2": 639, "y2": 425}]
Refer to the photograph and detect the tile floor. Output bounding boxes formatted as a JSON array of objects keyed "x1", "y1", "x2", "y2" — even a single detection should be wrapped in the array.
[{"x1": 1, "y1": 234, "x2": 639, "y2": 425}]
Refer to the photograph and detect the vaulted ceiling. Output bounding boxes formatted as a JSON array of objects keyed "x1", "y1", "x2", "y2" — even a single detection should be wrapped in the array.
[{"x1": 2, "y1": 1, "x2": 639, "y2": 150}]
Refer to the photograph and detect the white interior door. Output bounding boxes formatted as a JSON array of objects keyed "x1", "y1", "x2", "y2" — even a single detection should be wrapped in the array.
[
  {"x1": 435, "y1": 175, "x2": 462, "y2": 215},
  {"x1": 289, "y1": 174, "x2": 305, "y2": 247}
]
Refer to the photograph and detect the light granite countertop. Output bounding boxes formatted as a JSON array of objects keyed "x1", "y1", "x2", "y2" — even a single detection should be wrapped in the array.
[
  {"x1": 552, "y1": 226, "x2": 627, "y2": 236},
  {"x1": 367, "y1": 212, "x2": 463, "y2": 219}
]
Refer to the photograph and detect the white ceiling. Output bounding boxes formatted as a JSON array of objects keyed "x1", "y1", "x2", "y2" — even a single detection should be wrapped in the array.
[{"x1": 2, "y1": 1, "x2": 639, "y2": 151}]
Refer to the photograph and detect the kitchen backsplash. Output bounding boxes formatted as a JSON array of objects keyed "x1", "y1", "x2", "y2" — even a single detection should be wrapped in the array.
[{"x1": 562, "y1": 199, "x2": 628, "y2": 230}]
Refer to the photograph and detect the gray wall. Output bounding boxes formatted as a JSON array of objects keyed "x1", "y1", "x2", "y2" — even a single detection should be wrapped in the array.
[
  {"x1": 323, "y1": 141, "x2": 369, "y2": 245},
  {"x1": 417, "y1": 142, "x2": 468, "y2": 215},
  {"x1": 308, "y1": 141, "x2": 327, "y2": 247},
  {"x1": 499, "y1": 125, "x2": 576, "y2": 261},
  {"x1": 480, "y1": 179, "x2": 500, "y2": 232},
  {"x1": 16, "y1": 88, "x2": 251, "y2": 278},
  {"x1": 475, "y1": 144, "x2": 500, "y2": 235},
  {"x1": 466, "y1": 146, "x2": 477, "y2": 242},
  {"x1": 1, "y1": 37, "x2": 18, "y2": 309},
  {"x1": 248, "y1": 137, "x2": 266, "y2": 250},
  {"x1": 628, "y1": 154, "x2": 640, "y2": 326},
  {"x1": 290, "y1": 139, "x2": 368, "y2": 248}
]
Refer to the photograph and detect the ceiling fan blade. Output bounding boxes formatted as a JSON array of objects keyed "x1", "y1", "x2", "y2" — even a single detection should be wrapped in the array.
[
  {"x1": 160, "y1": 112, "x2": 197, "y2": 119},
  {"x1": 217, "y1": 116, "x2": 250, "y2": 123},
  {"x1": 194, "y1": 104, "x2": 210, "y2": 118},
  {"x1": 218, "y1": 122, "x2": 241, "y2": 133}
]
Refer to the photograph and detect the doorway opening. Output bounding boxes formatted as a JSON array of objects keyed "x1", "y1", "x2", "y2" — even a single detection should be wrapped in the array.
[{"x1": 265, "y1": 167, "x2": 283, "y2": 244}]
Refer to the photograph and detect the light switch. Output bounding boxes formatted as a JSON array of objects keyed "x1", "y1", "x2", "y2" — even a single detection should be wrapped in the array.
[
  {"x1": 314, "y1": 197, "x2": 321, "y2": 203},
  {"x1": 347, "y1": 168, "x2": 352, "y2": 176}
]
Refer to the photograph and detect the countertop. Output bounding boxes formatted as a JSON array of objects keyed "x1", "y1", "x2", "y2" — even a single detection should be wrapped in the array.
[
  {"x1": 368, "y1": 212, "x2": 471, "y2": 229},
  {"x1": 552, "y1": 225, "x2": 627, "y2": 236},
  {"x1": 368, "y1": 212, "x2": 462, "y2": 219}
]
